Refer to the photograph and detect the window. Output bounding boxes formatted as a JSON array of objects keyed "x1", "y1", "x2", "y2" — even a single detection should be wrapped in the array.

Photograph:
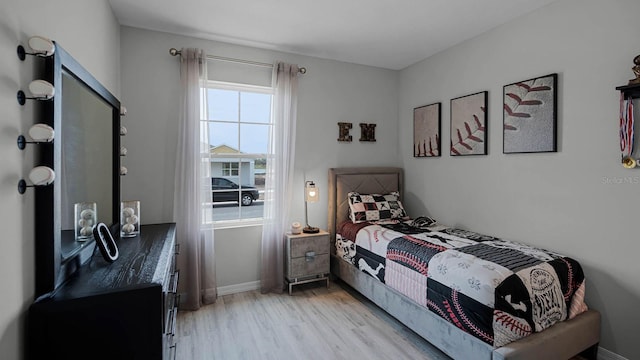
[
  {"x1": 201, "y1": 81, "x2": 273, "y2": 224},
  {"x1": 221, "y1": 162, "x2": 239, "y2": 176}
]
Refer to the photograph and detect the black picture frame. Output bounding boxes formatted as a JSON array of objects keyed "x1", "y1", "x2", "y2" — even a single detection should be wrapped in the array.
[
  {"x1": 503, "y1": 73, "x2": 558, "y2": 154},
  {"x1": 450, "y1": 91, "x2": 488, "y2": 156}
]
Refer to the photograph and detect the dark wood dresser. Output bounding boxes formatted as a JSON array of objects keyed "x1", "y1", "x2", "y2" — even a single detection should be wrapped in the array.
[{"x1": 28, "y1": 223, "x2": 179, "y2": 360}]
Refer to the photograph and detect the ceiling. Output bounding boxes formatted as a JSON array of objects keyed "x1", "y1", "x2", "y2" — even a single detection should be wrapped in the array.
[{"x1": 108, "y1": 0, "x2": 559, "y2": 70}]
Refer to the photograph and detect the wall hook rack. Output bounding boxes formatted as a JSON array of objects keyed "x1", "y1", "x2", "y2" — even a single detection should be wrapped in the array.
[{"x1": 17, "y1": 135, "x2": 54, "y2": 150}]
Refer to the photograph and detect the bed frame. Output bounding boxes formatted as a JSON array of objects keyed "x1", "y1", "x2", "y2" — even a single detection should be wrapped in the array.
[{"x1": 327, "y1": 167, "x2": 601, "y2": 360}]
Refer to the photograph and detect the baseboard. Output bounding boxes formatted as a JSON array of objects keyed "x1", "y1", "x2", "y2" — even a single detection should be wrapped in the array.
[
  {"x1": 217, "y1": 280, "x2": 261, "y2": 296},
  {"x1": 599, "y1": 347, "x2": 629, "y2": 360}
]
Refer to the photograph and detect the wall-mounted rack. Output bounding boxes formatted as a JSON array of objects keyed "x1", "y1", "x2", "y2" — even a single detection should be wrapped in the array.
[
  {"x1": 616, "y1": 80, "x2": 639, "y2": 169},
  {"x1": 616, "y1": 83, "x2": 640, "y2": 99}
]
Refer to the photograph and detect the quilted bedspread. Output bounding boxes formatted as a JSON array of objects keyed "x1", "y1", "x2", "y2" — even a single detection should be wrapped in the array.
[{"x1": 336, "y1": 221, "x2": 588, "y2": 347}]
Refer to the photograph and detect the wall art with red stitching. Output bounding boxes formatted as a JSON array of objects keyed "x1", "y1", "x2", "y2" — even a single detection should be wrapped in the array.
[
  {"x1": 503, "y1": 73, "x2": 557, "y2": 153},
  {"x1": 413, "y1": 102, "x2": 441, "y2": 157},
  {"x1": 450, "y1": 91, "x2": 488, "y2": 156}
]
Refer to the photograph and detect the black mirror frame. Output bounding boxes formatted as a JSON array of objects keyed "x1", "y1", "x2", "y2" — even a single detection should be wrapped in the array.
[{"x1": 35, "y1": 43, "x2": 121, "y2": 297}]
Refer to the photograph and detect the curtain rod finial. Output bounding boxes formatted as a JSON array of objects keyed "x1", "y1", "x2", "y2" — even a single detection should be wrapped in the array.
[{"x1": 169, "y1": 48, "x2": 180, "y2": 56}]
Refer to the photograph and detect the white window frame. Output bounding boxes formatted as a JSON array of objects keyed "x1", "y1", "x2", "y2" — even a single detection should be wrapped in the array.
[{"x1": 202, "y1": 80, "x2": 273, "y2": 228}]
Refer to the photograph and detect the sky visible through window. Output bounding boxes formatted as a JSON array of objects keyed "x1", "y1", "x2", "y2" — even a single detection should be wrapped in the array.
[{"x1": 207, "y1": 89, "x2": 271, "y2": 154}]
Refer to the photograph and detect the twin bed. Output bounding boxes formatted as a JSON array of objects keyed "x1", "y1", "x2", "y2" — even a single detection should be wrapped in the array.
[{"x1": 327, "y1": 167, "x2": 600, "y2": 360}]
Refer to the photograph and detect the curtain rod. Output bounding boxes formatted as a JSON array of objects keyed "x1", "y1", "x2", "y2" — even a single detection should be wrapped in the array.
[{"x1": 169, "y1": 48, "x2": 306, "y2": 74}]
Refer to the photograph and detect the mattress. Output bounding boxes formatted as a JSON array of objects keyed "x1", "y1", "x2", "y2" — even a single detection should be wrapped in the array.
[{"x1": 336, "y1": 220, "x2": 588, "y2": 348}]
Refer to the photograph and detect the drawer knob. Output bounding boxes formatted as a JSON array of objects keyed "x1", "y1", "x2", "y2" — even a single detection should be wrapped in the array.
[{"x1": 305, "y1": 251, "x2": 316, "y2": 261}]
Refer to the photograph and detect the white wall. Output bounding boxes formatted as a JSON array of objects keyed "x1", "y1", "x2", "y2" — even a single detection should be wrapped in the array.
[
  {"x1": 398, "y1": 0, "x2": 640, "y2": 358},
  {"x1": 119, "y1": 26, "x2": 399, "y2": 289},
  {"x1": 0, "y1": 1, "x2": 120, "y2": 359}
]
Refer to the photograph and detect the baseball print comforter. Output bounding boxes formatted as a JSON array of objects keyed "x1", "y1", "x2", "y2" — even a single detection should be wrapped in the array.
[{"x1": 335, "y1": 220, "x2": 588, "y2": 348}]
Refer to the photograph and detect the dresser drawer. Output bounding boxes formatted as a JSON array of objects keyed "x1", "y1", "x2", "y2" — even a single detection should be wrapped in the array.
[
  {"x1": 288, "y1": 253, "x2": 329, "y2": 279},
  {"x1": 289, "y1": 235, "x2": 329, "y2": 258}
]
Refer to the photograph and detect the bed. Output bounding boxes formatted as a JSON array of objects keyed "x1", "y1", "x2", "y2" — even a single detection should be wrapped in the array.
[{"x1": 328, "y1": 167, "x2": 600, "y2": 360}]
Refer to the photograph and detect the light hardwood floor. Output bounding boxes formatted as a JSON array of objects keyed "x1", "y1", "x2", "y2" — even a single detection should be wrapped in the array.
[{"x1": 176, "y1": 281, "x2": 451, "y2": 360}]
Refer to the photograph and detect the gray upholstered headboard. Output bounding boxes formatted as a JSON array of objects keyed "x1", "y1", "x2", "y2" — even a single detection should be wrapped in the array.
[{"x1": 327, "y1": 167, "x2": 404, "y2": 251}]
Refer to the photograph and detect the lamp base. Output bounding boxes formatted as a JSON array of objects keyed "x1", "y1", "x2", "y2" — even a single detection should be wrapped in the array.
[{"x1": 303, "y1": 226, "x2": 319, "y2": 234}]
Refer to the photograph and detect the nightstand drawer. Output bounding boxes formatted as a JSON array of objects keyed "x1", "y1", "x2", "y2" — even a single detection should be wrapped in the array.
[
  {"x1": 288, "y1": 253, "x2": 329, "y2": 279},
  {"x1": 290, "y1": 236, "x2": 329, "y2": 258}
]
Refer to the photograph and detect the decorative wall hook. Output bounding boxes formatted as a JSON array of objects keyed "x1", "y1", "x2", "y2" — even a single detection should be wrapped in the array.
[
  {"x1": 17, "y1": 80, "x2": 55, "y2": 105},
  {"x1": 17, "y1": 36, "x2": 56, "y2": 61},
  {"x1": 120, "y1": 146, "x2": 127, "y2": 156},
  {"x1": 120, "y1": 105, "x2": 127, "y2": 116},
  {"x1": 120, "y1": 125, "x2": 127, "y2": 136},
  {"x1": 120, "y1": 166, "x2": 128, "y2": 176},
  {"x1": 17, "y1": 124, "x2": 55, "y2": 150},
  {"x1": 18, "y1": 166, "x2": 55, "y2": 194}
]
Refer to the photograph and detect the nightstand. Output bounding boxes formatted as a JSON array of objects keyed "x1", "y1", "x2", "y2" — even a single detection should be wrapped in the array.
[{"x1": 285, "y1": 230, "x2": 330, "y2": 295}]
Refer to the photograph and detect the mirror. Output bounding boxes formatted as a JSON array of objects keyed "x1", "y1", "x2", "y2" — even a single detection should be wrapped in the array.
[
  {"x1": 34, "y1": 43, "x2": 121, "y2": 297},
  {"x1": 59, "y1": 69, "x2": 114, "y2": 259}
]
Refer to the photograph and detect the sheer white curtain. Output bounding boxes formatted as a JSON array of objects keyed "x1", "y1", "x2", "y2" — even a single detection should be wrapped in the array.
[
  {"x1": 261, "y1": 62, "x2": 300, "y2": 293},
  {"x1": 174, "y1": 48, "x2": 216, "y2": 309}
]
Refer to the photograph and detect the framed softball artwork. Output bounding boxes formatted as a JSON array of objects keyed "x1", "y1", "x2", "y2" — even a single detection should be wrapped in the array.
[
  {"x1": 503, "y1": 73, "x2": 558, "y2": 154},
  {"x1": 413, "y1": 102, "x2": 441, "y2": 157},
  {"x1": 450, "y1": 91, "x2": 488, "y2": 156}
]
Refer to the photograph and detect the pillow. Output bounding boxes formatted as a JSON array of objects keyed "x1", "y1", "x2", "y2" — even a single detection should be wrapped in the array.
[{"x1": 347, "y1": 191, "x2": 407, "y2": 223}]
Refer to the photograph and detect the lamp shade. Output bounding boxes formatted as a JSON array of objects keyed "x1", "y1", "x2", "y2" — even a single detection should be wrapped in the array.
[{"x1": 305, "y1": 181, "x2": 319, "y2": 202}]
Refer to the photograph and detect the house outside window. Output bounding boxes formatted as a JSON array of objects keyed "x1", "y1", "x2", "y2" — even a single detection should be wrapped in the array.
[{"x1": 202, "y1": 81, "x2": 272, "y2": 225}]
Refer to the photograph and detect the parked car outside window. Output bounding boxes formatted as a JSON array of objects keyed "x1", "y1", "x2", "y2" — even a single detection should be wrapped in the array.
[{"x1": 211, "y1": 177, "x2": 259, "y2": 206}]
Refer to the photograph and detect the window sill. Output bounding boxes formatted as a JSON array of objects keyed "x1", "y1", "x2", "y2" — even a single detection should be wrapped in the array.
[{"x1": 208, "y1": 219, "x2": 264, "y2": 230}]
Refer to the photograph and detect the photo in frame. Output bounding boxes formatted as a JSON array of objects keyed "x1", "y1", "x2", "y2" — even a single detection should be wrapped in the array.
[
  {"x1": 450, "y1": 91, "x2": 487, "y2": 156},
  {"x1": 503, "y1": 73, "x2": 557, "y2": 153},
  {"x1": 413, "y1": 102, "x2": 441, "y2": 157}
]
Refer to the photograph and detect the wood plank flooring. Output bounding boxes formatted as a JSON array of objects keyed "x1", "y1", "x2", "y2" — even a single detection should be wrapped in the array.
[{"x1": 176, "y1": 280, "x2": 451, "y2": 360}]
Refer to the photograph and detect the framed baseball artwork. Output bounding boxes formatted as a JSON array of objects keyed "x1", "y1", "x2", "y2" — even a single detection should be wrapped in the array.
[
  {"x1": 503, "y1": 73, "x2": 558, "y2": 153},
  {"x1": 413, "y1": 102, "x2": 441, "y2": 157},
  {"x1": 450, "y1": 91, "x2": 488, "y2": 156}
]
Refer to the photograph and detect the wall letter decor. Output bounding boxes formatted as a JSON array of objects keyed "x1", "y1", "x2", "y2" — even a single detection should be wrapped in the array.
[
  {"x1": 359, "y1": 123, "x2": 376, "y2": 142},
  {"x1": 337, "y1": 122, "x2": 352, "y2": 142}
]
